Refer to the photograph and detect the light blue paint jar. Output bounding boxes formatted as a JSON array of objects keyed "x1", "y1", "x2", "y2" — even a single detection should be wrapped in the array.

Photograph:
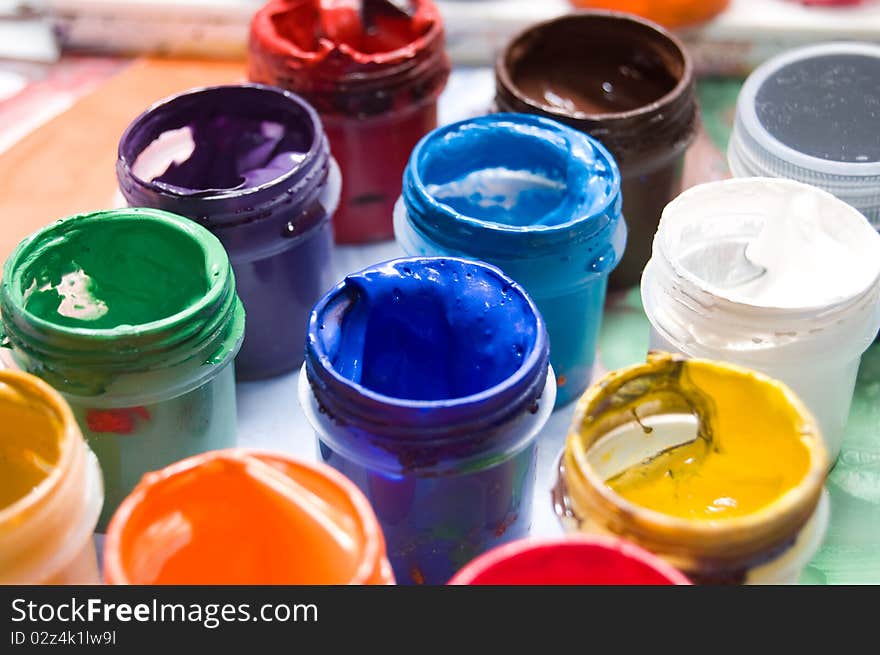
[{"x1": 394, "y1": 113, "x2": 625, "y2": 406}]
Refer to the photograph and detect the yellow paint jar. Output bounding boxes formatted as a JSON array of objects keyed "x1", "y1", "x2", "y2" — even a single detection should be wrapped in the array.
[
  {"x1": 0, "y1": 370, "x2": 103, "y2": 584},
  {"x1": 554, "y1": 352, "x2": 829, "y2": 584}
]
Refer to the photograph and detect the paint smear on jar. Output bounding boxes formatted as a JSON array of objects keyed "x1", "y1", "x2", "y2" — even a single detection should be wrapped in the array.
[
  {"x1": 0, "y1": 379, "x2": 62, "y2": 509},
  {"x1": 602, "y1": 356, "x2": 811, "y2": 520},
  {"x1": 667, "y1": 180, "x2": 880, "y2": 308},
  {"x1": 21, "y1": 220, "x2": 208, "y2": 329}
]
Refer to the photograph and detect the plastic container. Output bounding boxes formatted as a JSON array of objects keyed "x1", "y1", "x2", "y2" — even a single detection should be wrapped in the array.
[
  {"x1": 248, "y1": 0, "x2": 450, "y2": 243},
  {"x1": 554, "y1": 352, "x2": 829, "y2": 584},
  {"x1": 0, "y1": 370, "x2": 103, "y2": 584},
  {"x1": 447, "y1": 535, "x2": 690, "y2": 585},
  {"x1": 568, "y1": 2, "x2": 729, "y2": 28},
  {"x1": 117, "y1": 84, "x2": 337, "y2": 381},
  {"x1": 495, "y1": 11, "x2": 698, "y2": 289},
  {"x1": 104, "y1": 449, "x2": 393, "y2": 584},
  {"x1": 394, "y1": 114, "x2": 625, "y2": 406},
  {"x1": 300, "y1": 257, "x2": 555, "y2": 585},
  {"x1": 728, "y1": 42, "x2": 880, "y2": 228},
  {"x1": 0, "y1": 208, "x2": 245, "y2": 529},
  {"x1": 641, "y1": 178, "x2": 880, "y2": 463}
]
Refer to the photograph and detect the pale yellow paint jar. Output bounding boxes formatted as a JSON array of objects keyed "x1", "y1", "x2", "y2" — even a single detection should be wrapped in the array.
[
  {"x1": 554, "y1": 352, "x2": 829, "y2": 584},
  {"x1": 0, "y1": 370, "x2": 103, "y2": 584}
]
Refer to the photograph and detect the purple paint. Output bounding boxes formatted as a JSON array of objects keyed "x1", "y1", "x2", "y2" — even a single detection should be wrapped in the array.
[{"x1": 117, "y1": 84, "x2": 338, "y2": 380}]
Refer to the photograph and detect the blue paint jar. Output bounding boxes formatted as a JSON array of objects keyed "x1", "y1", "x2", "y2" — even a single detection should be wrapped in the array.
[
  {"x1": 299, "y1": 257, "x2": 555, "y2": 584},
  {"x1": 394, "y1": 113, "x2": 625, "y2": 406}
]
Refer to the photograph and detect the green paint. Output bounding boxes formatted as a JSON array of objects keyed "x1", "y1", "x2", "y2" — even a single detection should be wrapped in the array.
[
  {"x1": 21, "y1": 219, "x2": 208, "y2": 329},
  {"x1": 695, "y1": 77, "x2": 743, "y2": 152}
]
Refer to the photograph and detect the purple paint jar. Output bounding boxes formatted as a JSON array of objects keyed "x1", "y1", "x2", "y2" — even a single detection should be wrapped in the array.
[
  {"x1": 117, "y1": 84, "x2": 339, "y2": 380},
  {"x1": 299, "y1": 257, "x2": 555, "y2": 585}
]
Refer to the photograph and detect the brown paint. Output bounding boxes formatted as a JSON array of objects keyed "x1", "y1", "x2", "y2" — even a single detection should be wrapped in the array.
[{"x1": 496, "y1": 11, "x2": 698, "y2": 289}]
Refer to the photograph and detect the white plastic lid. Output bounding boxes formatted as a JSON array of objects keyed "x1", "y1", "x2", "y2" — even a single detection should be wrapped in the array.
[{"x1": 728, "y1": 42, "x2": 880, "y2": 228}]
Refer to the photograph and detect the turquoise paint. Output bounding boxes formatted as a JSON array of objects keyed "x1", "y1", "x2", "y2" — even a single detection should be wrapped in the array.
[{"x1": 394, "y1": 113, "x2": 626, "y2": 406}]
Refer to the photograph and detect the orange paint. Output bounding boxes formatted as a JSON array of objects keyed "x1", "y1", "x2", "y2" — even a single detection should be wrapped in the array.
[
  {"x1": 569, "y1": 1, "x2": 729, "y2": 28},
  {"x1": 104, "y1": 449, "x2": 394, "y2": 584}
]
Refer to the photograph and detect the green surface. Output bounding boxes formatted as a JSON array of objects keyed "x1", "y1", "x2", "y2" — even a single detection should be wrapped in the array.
[{"x1": 598, "y1": 77, "x2": 880, "y2": 583}]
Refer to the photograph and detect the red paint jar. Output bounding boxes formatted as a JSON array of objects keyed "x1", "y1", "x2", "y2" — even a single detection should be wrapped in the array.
[
  {"x1": 248, "y1": 0, "x2": 450, "y2": 243},
  {"x1": 448, "y1": 536, "x2": 691, "y2": 585}
]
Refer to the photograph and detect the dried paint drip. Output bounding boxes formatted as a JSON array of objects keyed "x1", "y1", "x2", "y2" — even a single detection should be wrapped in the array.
[{"x1": 302, "y1": 257, "x2": 553, "y2": 585}]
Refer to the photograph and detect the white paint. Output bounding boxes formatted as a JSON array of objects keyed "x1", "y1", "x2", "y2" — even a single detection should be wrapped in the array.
[{"x1": 660, "y1": 178, "x2": 880, "y2": 310}]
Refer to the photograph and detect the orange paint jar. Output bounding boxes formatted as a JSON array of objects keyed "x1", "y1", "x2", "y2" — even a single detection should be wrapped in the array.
[
  {"x1": 569, "y1": 1, "x2": 729, "y2": 28},
  {"x1": 104, "y1": 449, "x2": 394, "y2": 584},
  {"x1": 0, "y1": 370, "x2": 103, "y2": 584}
]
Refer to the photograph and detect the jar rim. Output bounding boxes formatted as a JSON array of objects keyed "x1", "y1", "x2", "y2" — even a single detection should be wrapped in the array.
[
  {"x1": 2, "y1": 208, "x2": 233, "y2": 342},
  {"x1": 562, "y1": 353, "x2": 828, "y2": 564},
  {"x1": 305, "y1": 256, "x2": 550, "y2": 419},
  {"x1": 117, "y1": 83, "x2": 328, "y2": 207},
  {"x1": 402, "y1": 113, "x2": 623, "y2": 257},
  {"x1": 496, "y1": 10, "x2": 694, "y2": 126},
  {"x1": 103, "y1": 449, "x2": 389, "y2": 585}
]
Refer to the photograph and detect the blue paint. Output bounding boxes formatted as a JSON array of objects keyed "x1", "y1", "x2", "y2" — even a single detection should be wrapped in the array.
[
  {"x1": 394, "y1": 113, "x2": 626, "y2": 406},
  {"x1": 303, "y1": 257, "x2": 552, "y2": 584}
]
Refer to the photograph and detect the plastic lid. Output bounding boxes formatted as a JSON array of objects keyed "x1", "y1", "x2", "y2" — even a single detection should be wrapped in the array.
[{"x1": 728, "y1": 42, "x2": 880, "y2": 227}]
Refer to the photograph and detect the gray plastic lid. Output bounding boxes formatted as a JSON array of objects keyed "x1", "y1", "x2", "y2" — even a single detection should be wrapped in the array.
[{"x1": 728, "y1": 42, "x2": 880, "y2": 227}]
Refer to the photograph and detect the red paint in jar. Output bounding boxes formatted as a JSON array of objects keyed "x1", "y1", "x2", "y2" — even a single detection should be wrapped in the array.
[
  {"x1": 447, "y1": 536, "x2": 691, "y2": 585},
  {"x1": 248, "y1": 0, "x2": 450, "y2": 243}
]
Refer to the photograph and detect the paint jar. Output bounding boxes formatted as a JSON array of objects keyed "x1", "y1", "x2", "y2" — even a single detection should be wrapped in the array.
[
  {"x1": 0, "y1": 370, "x2": 103, "y2": 584},
  {"x1": 447, "y1": 535, "x2": 690, "y2": 585},
  {"x1": 728, "y1": 42, "x2": 880, "y2": 228},
  {"x1": 642, "y1": 178, "x2": 880, "y2": 463},
  {"x1": 104, "y1": 449, "x2": 393, "y2": 584},
  {"x1": 568, "y1": 2, "x2": 729, "y2": 28},
  {"x1": 300, "y1": 257, "x2": 555, "y2": 584},
  {"x1": 0, "y1": 208, "x2": 245, "y2": 529},
  {"x1": 117, "y1": 84, "x2": 337, "y2": 381},
  {"x1": 394, "y1": 114, "x2": 625, "y2": 406},
  {"x1": 248, "y1": 0, "x2": 450, "y2": 244},
  {"x1": 554, "y1": 352, "x2": 829, "y2": 584},
  {"x1": 495, "y1": 11, "x2": 698, "y2": 289}
]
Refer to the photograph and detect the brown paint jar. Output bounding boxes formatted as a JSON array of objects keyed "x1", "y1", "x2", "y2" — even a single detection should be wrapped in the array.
[{"x1": 495, "y1": 11, "x2": 698, "y2": 289}]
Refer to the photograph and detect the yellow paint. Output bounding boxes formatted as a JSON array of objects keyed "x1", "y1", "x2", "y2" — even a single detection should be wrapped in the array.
[
  {"x1": 605, "y1": 361, "x2": 812, "y2": 520},
  {"x1": 0, "y1": 374, "x2": 63, "y2": 510}
]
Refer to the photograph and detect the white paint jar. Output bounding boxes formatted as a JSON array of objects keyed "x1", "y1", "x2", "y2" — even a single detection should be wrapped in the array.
[{"x1": 641, "y1": 178, "x2": 880, "y2": 463}]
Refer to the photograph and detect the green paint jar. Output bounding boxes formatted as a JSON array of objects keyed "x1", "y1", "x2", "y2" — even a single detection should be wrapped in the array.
[{"x1": 0, "y1": 208, "x2": 245, "y2": 529}]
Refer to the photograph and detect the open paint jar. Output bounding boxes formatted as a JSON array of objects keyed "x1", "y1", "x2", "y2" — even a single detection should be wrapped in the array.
[
  {"x1": 495, "y1": 11, "x2": 697, "y2": 289},
  {"x1": 0, "y1": 208, "x2": 245, "y2": 528},
  {"x1": 567, "y1": 1, "x2": 729, "y2": 28},
  {"x1": 642, "y1": 178, "x2": 880, "y2": 463},
  {"x1": 104, "y1": 449, "x2": 393, "y2": 584},
  {"x1": 447, "y1": 535, "x2": 690, "y2": 585},
  {"x1": 117, "y1": 84, "x2": 338, "y2": 381},
  {"x1": 300, "y1": 257, "x2": 554, "y2": 584},
  {"x1": 554, "y1": 352, "x2": 829, "y2": 584},
  {"x1": 0, "y1": 370, "x2": 103, "y2": 584},
  {"x1": 248, "y1": 0, "x2": 450, "y2": 243},
  {"x1": 394, "y1": 114, "x2": 625, "y2": 406},
  {"x1": 728, "y1": 42, "x2": 880, "y2": 227}
]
